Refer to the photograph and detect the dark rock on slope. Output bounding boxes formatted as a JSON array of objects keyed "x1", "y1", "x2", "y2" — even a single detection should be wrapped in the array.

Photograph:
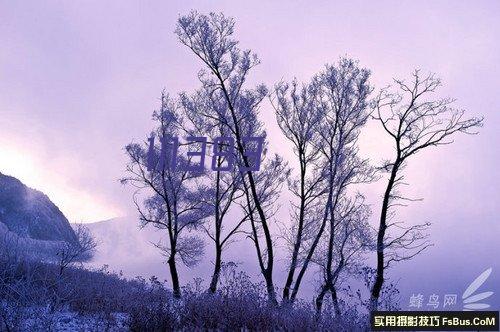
[{"x1": 0, "y1": 172, "x2": 78, "y2": 244}]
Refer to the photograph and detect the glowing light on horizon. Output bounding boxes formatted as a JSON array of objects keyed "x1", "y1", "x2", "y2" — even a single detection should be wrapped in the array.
[{"x1": 0, "y1": 144, "x2": 120, "y2": 223}]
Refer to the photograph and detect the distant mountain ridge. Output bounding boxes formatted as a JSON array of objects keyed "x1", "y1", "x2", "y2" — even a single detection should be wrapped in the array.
[{"x1": 0, "y1": 172, "x2": 78, "y2": 244}]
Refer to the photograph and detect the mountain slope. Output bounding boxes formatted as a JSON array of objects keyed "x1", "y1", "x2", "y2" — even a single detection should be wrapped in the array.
[{"x1": 0, "y1": 172, "x2": 78, "y2": 244}]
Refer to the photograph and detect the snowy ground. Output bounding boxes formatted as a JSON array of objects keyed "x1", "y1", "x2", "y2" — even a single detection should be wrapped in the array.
[{"x1": 1, "y1": 303, "x2": 128, "y2": 332}]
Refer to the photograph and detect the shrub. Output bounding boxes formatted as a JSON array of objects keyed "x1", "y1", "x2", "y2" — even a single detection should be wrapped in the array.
[{"x1": 0, "y1": 256, "x2": 369, "y2": 331}]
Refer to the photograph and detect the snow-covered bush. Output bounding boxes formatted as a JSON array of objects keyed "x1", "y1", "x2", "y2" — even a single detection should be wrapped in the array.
[{"x1": 0, "y1": 253, "x2": 369, "y2": 331}]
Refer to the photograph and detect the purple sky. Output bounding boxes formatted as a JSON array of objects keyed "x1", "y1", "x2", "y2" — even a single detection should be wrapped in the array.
[{"x1": 1, "y1": 0, "x2": 499, "y2": 307}]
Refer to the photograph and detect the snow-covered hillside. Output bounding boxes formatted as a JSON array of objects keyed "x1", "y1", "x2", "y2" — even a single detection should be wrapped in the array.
[{"x1": 0, "y1": 173, "x2": 78, "y2": 244}]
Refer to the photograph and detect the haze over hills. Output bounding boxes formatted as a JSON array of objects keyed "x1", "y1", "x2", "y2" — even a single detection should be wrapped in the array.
[
  {"x1": 0, "y1": 171, "x2": 497, "y2": 309},
  {"x1": 84, "y1": 216, "x2": 166, "y2": 278},
  {"x1": 85, "y1": 216, "x2": 332, "y2": 301},
  {"x1": 86, "y1": 215, "x2": 500, "y2": 310},
  {"x1": 84, "y1": 216, "x2": 268, "y2": 285}
]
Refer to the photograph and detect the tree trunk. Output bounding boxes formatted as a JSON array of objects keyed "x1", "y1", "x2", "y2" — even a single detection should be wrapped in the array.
[
  {"x1": 315, "y1": 284, "x2": 329, "y2": 313},
  {"x1": 291, "y1": 151, "x2": 339, "y2": 302},
  {"x1": 290, "y1": 196, "x2": 331, "y2": 302},
  {"x1": 283, "y1": 158, "x2": 306, "y2": 302},
  {"x1": 209, "y1": 245, "x2": 222, "y2": 293},
  {"x1": 264, "y1": 269, "x2": 278, "y2": 305},
  {"x1": 168, "y1": 255, "x2": 181, "y2": 298},
  {"x1": 282, "y1": 219, "x2": 302, "y2": 302},
  {"x1": 371, "y1": 162, "x2": 399, "y2": 310},
  {"x1": 217, "y1": 78, "x2": 277, "y2": 303},
  {"x1": 209, "y1": 167, "x2": 222, "y2": 294},
  {"x1": 330, "y1": 286, "x2": 341, "y2": 317}
]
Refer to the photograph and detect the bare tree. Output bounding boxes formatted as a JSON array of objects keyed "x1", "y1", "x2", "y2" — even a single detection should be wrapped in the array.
[
  {"x1": 122, "y1": 93, "x2": 212, "y2": 298},
  {"x1": 311, "y1": 60, "x2": 374, "y2": 314},
  {"x1": 279, "y1": 59, "x2": 373, "y2": 304},
  {"x1": 56, "y1": 224, "x2": 97, "y2": 276},
  {"x1": 175, "y1": 11, "x2": 285, "y2": 304},
  {"x1": 180, "y1": 89, "x2": 249, "y2": 293},
  {"x1": 271, "y1": 79, "x2": 326, "y2": 302},
  {"x1": 370, "y1": 71, "x2": 483, "y2": 310}
]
